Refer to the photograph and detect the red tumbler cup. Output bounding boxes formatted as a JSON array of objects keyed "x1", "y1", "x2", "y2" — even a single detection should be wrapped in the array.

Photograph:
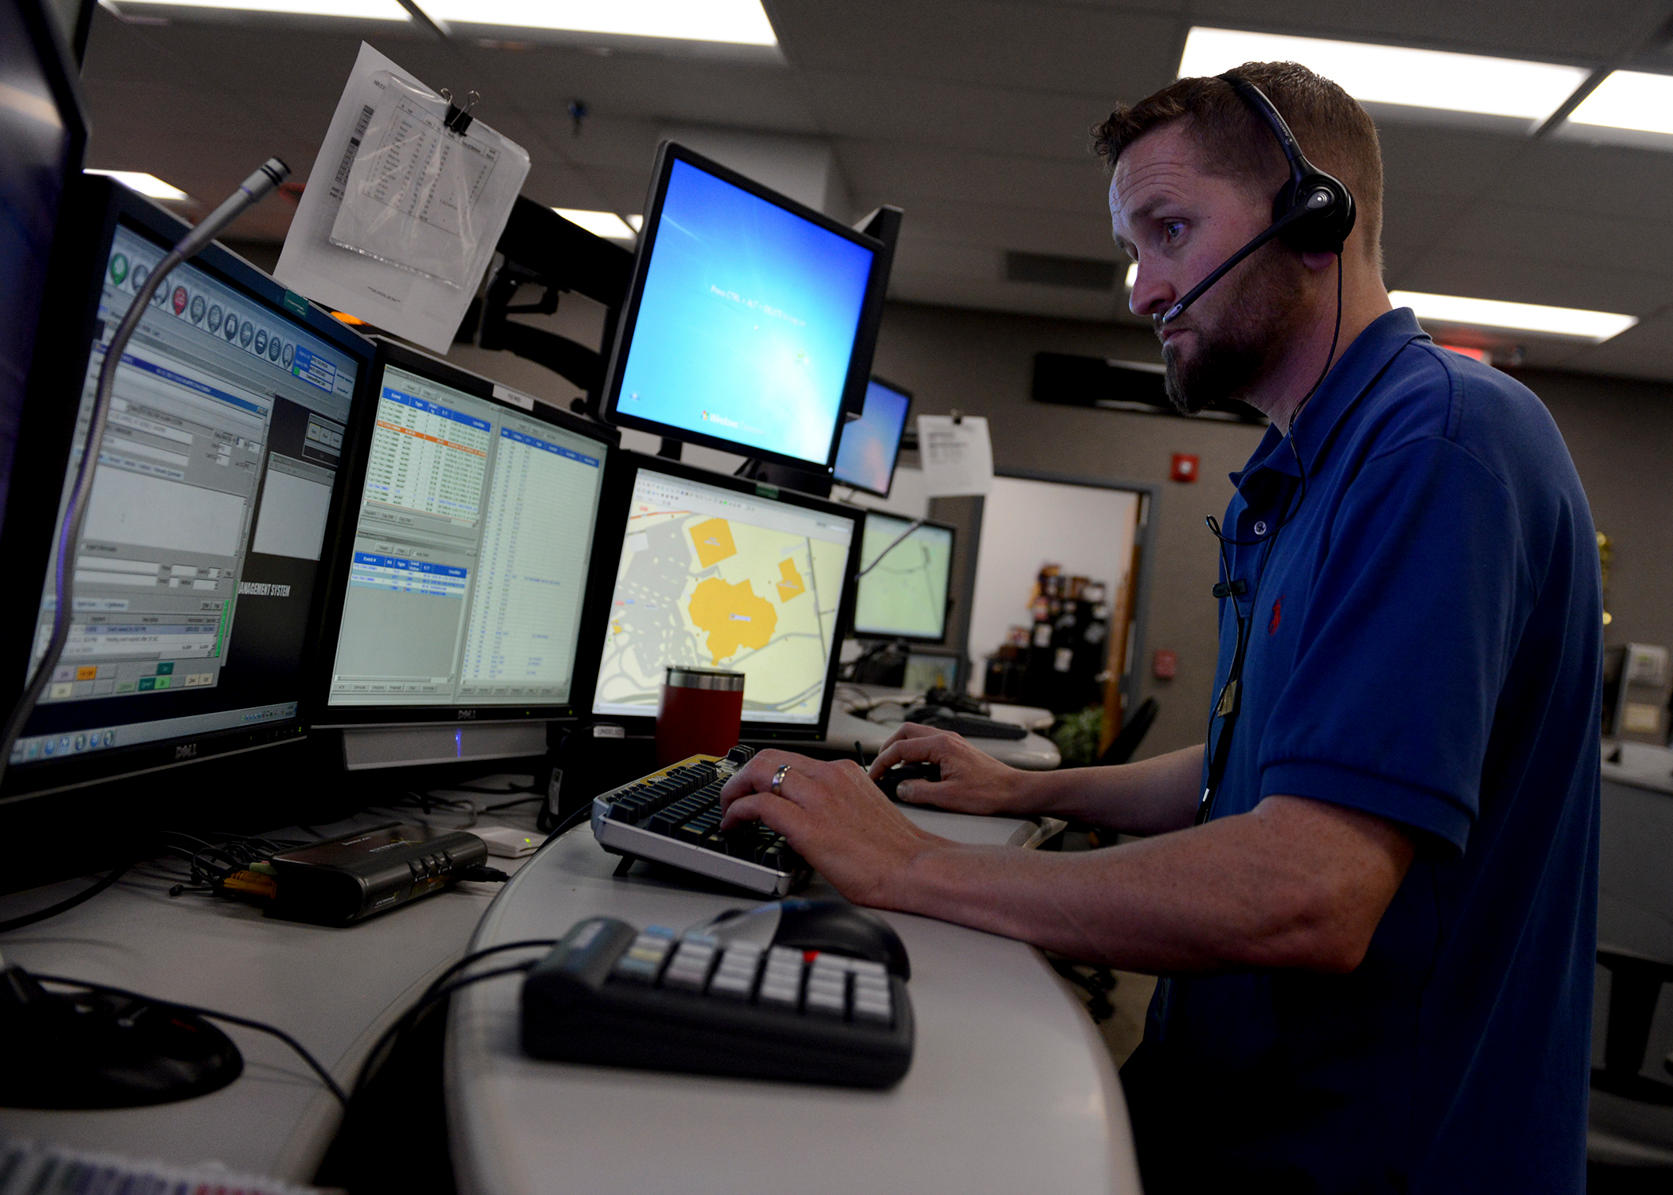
[{"x1": 655, "y1": 667, "x2": 745, "y2": 766}]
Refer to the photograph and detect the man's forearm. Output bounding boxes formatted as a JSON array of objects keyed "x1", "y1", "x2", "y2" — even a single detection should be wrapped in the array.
[{"x1": 1015, "y1": 744, "x2": 1205, "y2": 834}]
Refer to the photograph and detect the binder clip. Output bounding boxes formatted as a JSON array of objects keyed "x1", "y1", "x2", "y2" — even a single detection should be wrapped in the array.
[
  {"x1": 441, "y1": 88, "x2": 480, "y2": 136},
  {"x1": 950, "y1": 408, "x2": 964, "y2": 424}
]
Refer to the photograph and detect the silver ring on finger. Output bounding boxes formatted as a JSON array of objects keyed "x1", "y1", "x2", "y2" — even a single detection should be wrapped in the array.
[{"x1": 770, "y1": 763, "x2": 792, "y2": 796}]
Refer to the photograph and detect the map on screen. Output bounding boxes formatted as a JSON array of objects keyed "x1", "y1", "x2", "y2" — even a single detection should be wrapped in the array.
[{"x1": 591, "y1": 468, "x2": 854, "y2": 725}]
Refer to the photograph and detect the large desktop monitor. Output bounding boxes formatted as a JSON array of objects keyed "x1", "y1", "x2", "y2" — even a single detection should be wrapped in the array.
[
  {"x1": 832, "y1": 376, "x2": 912, "y2": 497},
  {"x1": 314, "y1": 340, "x2": 620, "y2": 770},
  {"x1": 601, "y1": 142, "x2": 888, "y2": 471},
  {"x1": 852, "y1": 512, "x2": 956, "y2": 644},
  {"x1": 1, "y1": 176, "x2": 376, "y2": 801},
  {"x1": 589, "y1": 453, "x2": 863, "y2": 739}
]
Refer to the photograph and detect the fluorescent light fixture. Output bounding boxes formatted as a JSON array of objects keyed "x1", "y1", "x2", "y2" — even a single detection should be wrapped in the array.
[
  {"x1": 1178, "y1": 27, "x2": 1588, "y2": 122},
  {"x1": 1565, "y1": 70, "x2": 1673, "y2": 136},
  {"x1": 86, "y1": 169, "x2": 189, "y2": 201},
  {"x1": 415, "y1": 0, "x2": 776, "y2": 45},
  {"x1": 111, "y1": 0, "x2": 410, "y2": 17},
  {"x1": 1124, "y1": 262, "x2": 1138, "y2": 290},
  {"x1": 1390, "y1": 290, "x2": 1637, "y2": 343},
  {"x1": 553, "y1": 208, "x2": 638, "y2": 240}
]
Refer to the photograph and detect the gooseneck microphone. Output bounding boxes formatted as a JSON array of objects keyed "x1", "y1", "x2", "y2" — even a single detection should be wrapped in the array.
[
  {"x1": 1159, "y1": 187, "x2": 1340, "y2": 325},
  {"x1": 175, "y1": 157, "x2": 291, "y2": 258}
]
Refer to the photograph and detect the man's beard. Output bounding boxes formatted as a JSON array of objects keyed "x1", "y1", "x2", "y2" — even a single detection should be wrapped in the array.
[{"x1": 1160, "y1": 250, "x2": 1307, "y2": 415}]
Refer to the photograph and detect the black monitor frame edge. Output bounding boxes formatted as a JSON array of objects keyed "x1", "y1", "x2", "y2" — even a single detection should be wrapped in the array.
[
  {"x1": 306, "y1": 336, "x2": 623, "y2": 735},
  {"x1": 598, "y1": 140, "x2": 890, "y2": 474}
]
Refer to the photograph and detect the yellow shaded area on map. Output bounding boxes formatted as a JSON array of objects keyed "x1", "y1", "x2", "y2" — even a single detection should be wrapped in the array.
[
  {"x1": 689, "y1": 517, "x2": 737, "y2": 569},
  {"x1": 689, "y1": 576, "x2": 777, "y2": 663},
  {"x1": 775, "y1": 558, "x2": 805, "y2": 602}
]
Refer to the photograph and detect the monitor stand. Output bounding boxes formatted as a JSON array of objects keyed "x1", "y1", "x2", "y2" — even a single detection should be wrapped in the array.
[{"x1": 0, "y1": 965, "x2": 243, "y2": 1109}]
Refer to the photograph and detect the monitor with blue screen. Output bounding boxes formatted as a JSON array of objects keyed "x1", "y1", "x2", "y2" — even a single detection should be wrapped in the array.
[
  {"x1": 832, "y1": 376, "x2": 911, "y2": 497},
  {"x1": 601, "y1": 142, "x2": 888, "y2": 471}
]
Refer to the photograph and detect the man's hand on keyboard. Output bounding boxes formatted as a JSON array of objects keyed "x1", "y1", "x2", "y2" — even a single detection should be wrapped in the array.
[
  {"x1": 718, "y1": 750, "x2": 945, "y2": 909},
  {"x1": 867, "y1": 724, "x2": 1027, "y2": 817}
]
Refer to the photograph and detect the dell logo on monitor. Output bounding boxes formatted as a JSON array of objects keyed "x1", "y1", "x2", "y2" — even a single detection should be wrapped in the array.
[
  {"x1": 174, "y1": 743, "x2": 199, "y2": 760},
  {"x1": 456, "y1": 709, "x2": 478, "y2": 720}
]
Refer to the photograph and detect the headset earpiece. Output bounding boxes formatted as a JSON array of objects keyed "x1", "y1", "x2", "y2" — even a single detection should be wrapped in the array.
[{"x1": 1222, "y1": 74, "x2": 1356, "y2": 256}]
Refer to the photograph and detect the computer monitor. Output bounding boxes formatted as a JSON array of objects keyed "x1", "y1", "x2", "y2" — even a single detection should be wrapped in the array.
[
  {"x1": 832, "y1": 376, "x2": 912, "y2": 497},
  {"x1": 1, "y1": 176, "x2": 376, "y2": 800},
  {"x1": 601, "y1": 142, "x2": 888, "y2": 471},
  {"x1": 314, "y1": 339, "x2": 620, "y2": 770},
  {"x1": 589, "y1": 452, "x2": 862, "y2": 739},
  {"x1": 0, "y1": 0, "x2": 88, "y2": 537},
  {"x1": 852, "y1": 512, "x2": 956, "y2": 644}
]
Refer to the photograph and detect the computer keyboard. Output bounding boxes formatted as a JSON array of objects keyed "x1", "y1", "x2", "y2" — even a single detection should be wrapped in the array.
[
  {"x1": 904, "y1": 704, "x2": 1029, "y2": 740},
  {"x1": 590, "y1": 746, "x2": 809, "y2": 896},
  {"x1": 0, "y1": 1139, "x2": 323, "y2": 1195},
  {"x1": 520, "y1": 912, "x2": 913, "y2": 1087}
]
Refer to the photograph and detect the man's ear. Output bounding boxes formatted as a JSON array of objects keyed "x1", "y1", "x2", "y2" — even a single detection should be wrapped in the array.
[{"x1": 1300, "y1": 249, "x2": 1339, "y2": 274}]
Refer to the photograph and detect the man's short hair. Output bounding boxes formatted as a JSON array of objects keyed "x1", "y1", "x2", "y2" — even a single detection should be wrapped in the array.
[{"x1": 1093, "y1": 61, "x2": 1384, "y2": 268}]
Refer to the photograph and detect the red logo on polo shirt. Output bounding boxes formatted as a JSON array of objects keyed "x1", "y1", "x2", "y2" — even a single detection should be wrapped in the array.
[{"x1": 1269, "y1": 596, "x2": 1283, "y2": 635}]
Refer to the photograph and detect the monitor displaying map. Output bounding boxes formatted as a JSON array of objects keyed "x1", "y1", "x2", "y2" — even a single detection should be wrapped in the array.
[
  {"x1": 852, "y1": 512, "x2": 955, "y2": 643},
  {"x1": 589, "y1": 455, "x2": 862, "y2": 736}
]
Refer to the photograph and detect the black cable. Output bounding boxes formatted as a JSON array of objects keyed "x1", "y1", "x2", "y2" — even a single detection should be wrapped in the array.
[
  {"x1": 547, "y1": 801, "x2": 594, "y2": 840},
  {"x1": 452, "y1": 782, "x2": 539, "y2": 797},
  {"x1": 481, "y1": 795, "x2": 545, "y2": 813},
  {"x1": 29, "y1": 972, "x2": 348, "y2": 1106},
  {"x1": 0, "y1": 862, "x2": 136, "y2": 934},
  {"x1": 348, "y1": 947, "x2": 552, "y2": 1104}
]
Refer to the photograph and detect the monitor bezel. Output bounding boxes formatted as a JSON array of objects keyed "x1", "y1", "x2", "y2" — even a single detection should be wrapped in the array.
[
  {"x1": 587, "y1": 450, "x2": 865, "y2": 741},
  {"x1": 851, "y1": 511, "x2": 958, "y2": 644},
  {"x1": 309, "y1": 337, "x2": 622, "y2": 732},
  {"x1": 599, "y1": 141, "x2": 889, "y2": 473},
  {"x1": 0, "y1": 175, "x2": 378, "y2": 803},
  {"x1": 832, "y1": 374, "x2": 913, "y2": 499}
]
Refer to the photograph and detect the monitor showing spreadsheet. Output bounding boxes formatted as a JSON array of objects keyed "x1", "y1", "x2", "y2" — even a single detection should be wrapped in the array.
[{"x1": 318, "y1": 340, "x2": 617, "y2": 734}]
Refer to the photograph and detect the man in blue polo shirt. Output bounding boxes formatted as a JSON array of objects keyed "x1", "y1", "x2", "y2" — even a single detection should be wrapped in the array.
[{"x1": 720, "y1": 61, "x2": 1601, "y2": 1191}]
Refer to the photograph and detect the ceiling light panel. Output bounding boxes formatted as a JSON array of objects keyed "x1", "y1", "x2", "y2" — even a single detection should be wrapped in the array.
[
  {"x1": 85, "y1": 169, "x2": 190, "y2": 201},
  {"x1": 1179, "y1": 28, "x2": 1589, "y2": 123},
  {"x1": 415, "y1": 0, "x2": 777, "y2": 45},
  {"x1": 1389, "y1": 290, "x2": 1637, "y2": 343},
  {"x1": 1564, "y1": 70, "x2": 1673, "y2": 136},
  {"x1": 553, "y1": 209, "x2": 638, "y2": 240},
  {"x1": 111, "y1": 0, "x2": 410, "y2": 18}
]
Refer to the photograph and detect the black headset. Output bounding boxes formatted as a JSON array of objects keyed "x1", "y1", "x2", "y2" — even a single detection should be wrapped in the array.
[{"x1": 1160, "y1": 73, "x2": 1356, "y2": 324}]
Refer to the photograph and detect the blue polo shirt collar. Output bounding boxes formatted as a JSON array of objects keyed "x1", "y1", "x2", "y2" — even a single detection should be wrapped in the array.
[{"x1": 1227, "y1": 307, "x2": 1431, "y2": 493}]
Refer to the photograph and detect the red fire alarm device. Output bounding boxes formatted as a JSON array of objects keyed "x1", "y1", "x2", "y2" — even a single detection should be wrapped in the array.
[
  {"x1": 1170, "y1": 453, "x2": 1198, "y2": 483},
  {"x1": 1153, "y1": 649, "x2": 1178, "y2": 680}
]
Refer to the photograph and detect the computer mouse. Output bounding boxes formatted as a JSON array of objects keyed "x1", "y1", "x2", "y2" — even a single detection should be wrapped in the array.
[
  {"x1": 875, "y1": 761, "x2": 940, "y2": 801},
  {"x1": 692, "y1": 898, "x2": 910, "y2": 979}
]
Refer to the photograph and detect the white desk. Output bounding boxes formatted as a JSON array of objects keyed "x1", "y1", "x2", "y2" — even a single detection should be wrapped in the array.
[
  {"x1": 0, "y1": 806, "x2": 507, "y2": 1180},
  {"x1": 817, "y1": 687, "x2": 1061, "y2": 771},
  {"x1": 446, "y1": 807, "x2": 1138, "y2": 1195}
]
